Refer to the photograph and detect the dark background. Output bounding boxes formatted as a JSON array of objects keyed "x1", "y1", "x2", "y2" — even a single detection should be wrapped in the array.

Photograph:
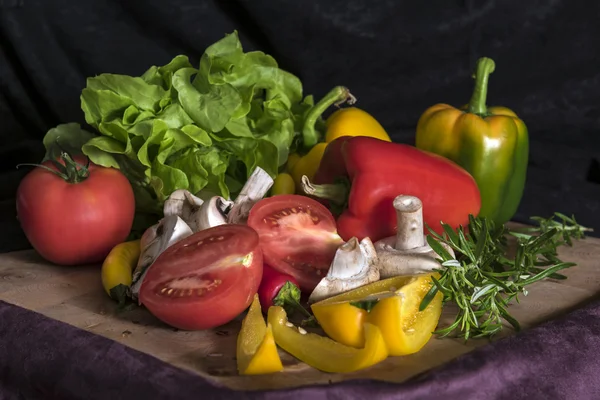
[{"x1": 1, "y1": 0, "x2": 598, "y2": 252}]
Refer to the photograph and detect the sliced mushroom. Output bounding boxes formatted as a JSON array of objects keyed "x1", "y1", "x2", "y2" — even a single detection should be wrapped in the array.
[
  {"x1": 374, "y1": 195, "x2": 455, "y2": 279},
  {"x1": 130, "y1": 215, "x2": 194, "y2": 299},
  {"x1": 308, "y1": 237, "x2": 380, "y2": 303}
]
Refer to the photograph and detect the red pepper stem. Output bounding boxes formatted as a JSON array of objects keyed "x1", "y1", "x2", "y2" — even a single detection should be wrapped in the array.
[
  {"x1": 302, "y1": 86, "x2": 356, "y2": 150},
  {"x1": 467, "y1": 57, "x2": 496, "y2": 116},
  {"x1": 300, "y1": 175, "x2": 348, "y2": 206}
]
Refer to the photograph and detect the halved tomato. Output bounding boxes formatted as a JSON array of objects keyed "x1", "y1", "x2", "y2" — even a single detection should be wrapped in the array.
[
  {"x1": 139, "y1": 224, "x2": 263, "y2": 331},
  {"x1": 247, "y1": 194, "x2": 343, "y2": 292}
]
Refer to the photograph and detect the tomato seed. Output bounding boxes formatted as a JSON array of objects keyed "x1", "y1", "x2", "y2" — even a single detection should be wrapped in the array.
[
  {"x1": 291, "y1": 208, "x2": 297, "y2": 213},
  {"x1": 281, "y1": 210, "x2": 288, "y2": 216},
  {"x1": 196, "y1": 241, "x2": 204, "y2": 246},
  {"x1": 167, "y1": 288, "x2": 174, "y2": 295},
  {"x1": 285, "y1": 322, "x2": 294, "y2": 328},
  {"x1": 298, "y1": 327, "x2": 308, "y2": 335}
]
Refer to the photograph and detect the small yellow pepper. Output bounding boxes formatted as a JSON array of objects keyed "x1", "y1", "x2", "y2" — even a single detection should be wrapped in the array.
[
  {"x1": 101, "y1": 239, "x2": 141, "y2": 305},
  {"x1": 268, "y1": 306, "x2": 388, "y2": 373},
  {"x1": 237, "y1": 294, "x2": 284, "y2": 375},
  {"x1": 270, "y1": 172, "x2": 296, "y2": 196},
  {"x1": 288, "y1": 86, "x2": 392, "y2": 193},
  {"x1": 311, "y1": 274, "x2": 443, "y2": 356}
]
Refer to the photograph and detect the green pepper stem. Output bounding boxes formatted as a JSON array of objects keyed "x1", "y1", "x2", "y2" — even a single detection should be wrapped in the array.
[
  {"x1": 300, "y1": 175, "x2": 348, "y2": 206},
  {"x1": 287, "y1": 296, "x2": 314, "y2": 319},
  {"x1": 302, "y1": 86, "x2": 356, "y2": 150},
  {"x1": 467, "y1": 57, "x2": 496, "y2": 116}
]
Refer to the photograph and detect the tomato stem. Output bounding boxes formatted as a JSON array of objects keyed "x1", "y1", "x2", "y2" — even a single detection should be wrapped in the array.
[{"x1": 17, "y1": 151, "x2": 90, "y2": 184}]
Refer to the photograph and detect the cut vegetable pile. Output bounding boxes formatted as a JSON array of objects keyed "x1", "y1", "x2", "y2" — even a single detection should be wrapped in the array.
[{"x1": 15, "y1": 32, "x2": 594, "y2": 375}]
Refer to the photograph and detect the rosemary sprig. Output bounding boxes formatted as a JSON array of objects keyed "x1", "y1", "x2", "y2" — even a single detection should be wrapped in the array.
[{"x1": 419, "y1": 212, "x2": 593, "y2": 340}]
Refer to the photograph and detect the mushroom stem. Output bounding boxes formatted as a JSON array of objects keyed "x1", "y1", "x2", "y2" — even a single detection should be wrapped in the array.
[
  {"x1": 374, "y1": 194, "x2": 455, "y2": 279},
  {"x1": 393, "y1": 195, "x2": 425, "y2": 250}
]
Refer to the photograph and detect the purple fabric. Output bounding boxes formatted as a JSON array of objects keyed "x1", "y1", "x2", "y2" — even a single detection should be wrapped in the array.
[{"x1": 1, "y1": 298, "x2": 599, "y2": 400}]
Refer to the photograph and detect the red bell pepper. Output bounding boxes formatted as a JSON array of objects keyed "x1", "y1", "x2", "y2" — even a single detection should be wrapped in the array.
[{"x1": 302, "y1": 136, "x2": 481, "y2": 242}]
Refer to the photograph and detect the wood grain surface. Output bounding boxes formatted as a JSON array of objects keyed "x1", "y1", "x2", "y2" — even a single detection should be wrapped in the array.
[{"x1": 0, "y1": 229, "x2": 599, "y2": 391}]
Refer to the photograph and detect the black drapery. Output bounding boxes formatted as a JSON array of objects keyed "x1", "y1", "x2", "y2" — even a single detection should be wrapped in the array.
[{"x1": 1, "y1": 0, "x2": 599, "y2": 252}]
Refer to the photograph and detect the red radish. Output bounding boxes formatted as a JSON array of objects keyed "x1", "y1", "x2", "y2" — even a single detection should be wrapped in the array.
[{"x1": 258, "y1": 264, "x2": 312, "y2": 319}]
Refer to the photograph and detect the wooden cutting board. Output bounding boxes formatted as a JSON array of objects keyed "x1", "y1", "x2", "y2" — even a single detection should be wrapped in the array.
[{"x1": 0, "y1": 229, "x2": 599, "y2": 391}]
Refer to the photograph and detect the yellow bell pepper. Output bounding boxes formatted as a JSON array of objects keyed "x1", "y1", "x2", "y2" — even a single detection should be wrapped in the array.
[
  {"x1": 311, "y1": 274, "x2": 443, "y2": 356},
  {"x1": 267, "y1": 306, "x2": 388, "y2": 373},
  {"x1": 237, "y1": 294, "x2": 284, "y2": 375},
  {"x1": 288, "y1": 86, "x2": 392, "y2": 193},
  {"x1": 289, "y1": 143, "x2": 328, "y2": 193},
  {"x1": 101, "y1": 239, "x2": 141, "y2": 305},
  {"x1": 325, "y1": 107, "x2": 391, "y2": 143}
]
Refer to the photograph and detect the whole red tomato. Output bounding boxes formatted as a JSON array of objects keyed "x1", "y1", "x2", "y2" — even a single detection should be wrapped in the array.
[{"x1": 16, "y1": 154, "x2": 135, "y2": 266}]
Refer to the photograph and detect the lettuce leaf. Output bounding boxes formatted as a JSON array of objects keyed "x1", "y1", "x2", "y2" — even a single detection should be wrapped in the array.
[{"x1": 43, "y1": 31, "x2": 318, "y2": 233}]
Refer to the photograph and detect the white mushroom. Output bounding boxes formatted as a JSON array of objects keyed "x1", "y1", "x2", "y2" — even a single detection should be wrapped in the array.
[
  {"x1": 186, "y1": 166, "x2": 274, "y2": 232},
  {"x1": 130, "y1": 215, "x2": 194, "y2": 299},
  {"x1": 308, "y1": 237, "x2": 380, "y2": 303},
  {"x1": 374, "y1": 195, "x2": 455, "y2": 278},
  {"x1": 227, "y1": 166, "x2": 274, "y2": 224},
  {"x1": 162, "y1": 189, "x2": 204, "y2": 221},
  {"x1": 190, "y1": 195, "x2": 233, "y2": 232}
]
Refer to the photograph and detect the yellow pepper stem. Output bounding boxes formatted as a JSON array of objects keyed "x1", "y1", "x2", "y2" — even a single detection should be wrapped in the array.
[
  {"x1": 467, "y1": 57, "x2": 496, "y2": 116},
  {"x1": 302, "y1": 86, "x2": 356, "y2": 150}
]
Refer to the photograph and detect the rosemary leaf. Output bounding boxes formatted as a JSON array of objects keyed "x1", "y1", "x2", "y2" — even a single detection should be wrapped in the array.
[{"x1": 420, "y1": 212, "x2": 592, "y2": 340}]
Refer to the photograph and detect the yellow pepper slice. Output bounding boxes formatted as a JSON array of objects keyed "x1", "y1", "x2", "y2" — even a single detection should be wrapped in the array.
[
  {"x1": 267, "y1": 306, "x2": 388, "y2": 373},
  {"x1": 237, "y1": 294, "x2": 284, "y2": 375},
  {"x1": 311, "y1": 274, "x2": 443, "y2": 356},
  {"x1": 101, "y1": 239, "x2": 141, "y2": 304}
]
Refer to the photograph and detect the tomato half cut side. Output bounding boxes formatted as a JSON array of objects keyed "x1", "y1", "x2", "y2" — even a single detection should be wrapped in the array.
[
  {"x1": 139, "y1": 224, "x2": 263, "y2": 331},
  {"x1": 247, "y1": 194, "x2": 343, "y2": 292}
]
